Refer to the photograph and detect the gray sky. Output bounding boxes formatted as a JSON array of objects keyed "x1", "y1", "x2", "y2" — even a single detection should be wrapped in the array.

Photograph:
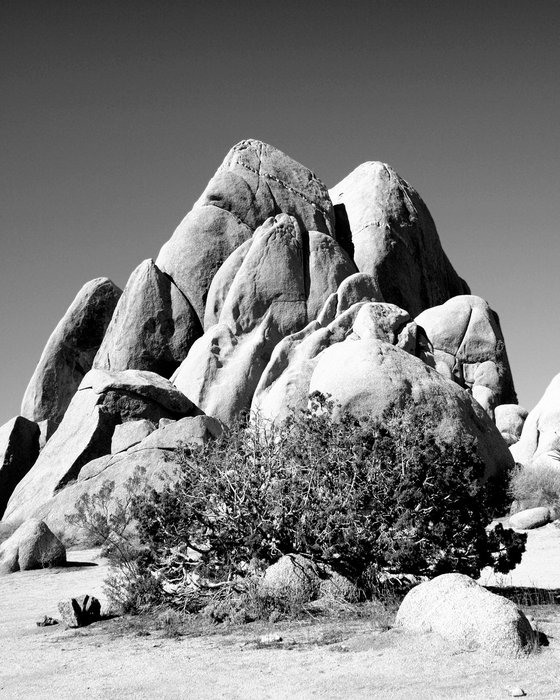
[{"x1": 2, "y1": 0, "x2": 559, "y2": 425}]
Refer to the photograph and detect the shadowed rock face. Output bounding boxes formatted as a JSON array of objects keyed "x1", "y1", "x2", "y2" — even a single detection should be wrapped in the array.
[
  {"x1": 330, "y1": 162, "x2": 470, "y2": 317},
  {"x1": 156, "y1": 139, "x2": 336, "y2": 325},
  {"x1": 0, "y1": 416, "x2": 40, "y2": 518},
  {"x1": 93, "y1": 259, "x2": 201, "y2": 378},
  {"x1": 21, "y1": 278, "x2": 122, "y2": 436}
]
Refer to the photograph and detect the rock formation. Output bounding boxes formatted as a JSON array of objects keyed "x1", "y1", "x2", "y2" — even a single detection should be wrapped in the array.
[
  {"x1": 93, "y1": 259, "x2": 201, "y2": 378},
  {"x1": 0, "y1": 519, "x2": 66, "y2": 574},
  {"x1": 21, "y1": 278, "x2": 122, "y2": 438},
  {"x1": 1, "y1": 139, "x2": 525, "y2": 543},
  {"x1": 157, "y1": 139, "x2": 336, "y2": 325},
  {"x1": 330, "y1": 162, "x2": 470, "y2": 317},
  {"x1": 3, "y1": 369, "x2": 195, "y2": 524},
  {"x1": 510, "y1": 374, "x2": 560, "y2": 468},
  {"x1": 495, "y1": 404, "x2": 527, "y2": 447},
  {"x1": 415, "y1": 295, "x2": 517, "y2": 414},
  {"x1": 173, "y1": 213, "x2": 356, "y2": 425}
]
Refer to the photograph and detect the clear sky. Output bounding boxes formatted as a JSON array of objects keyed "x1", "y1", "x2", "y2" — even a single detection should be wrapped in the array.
[{"x1": 1, "y1": 0, "x2": 559, "y2": 425}]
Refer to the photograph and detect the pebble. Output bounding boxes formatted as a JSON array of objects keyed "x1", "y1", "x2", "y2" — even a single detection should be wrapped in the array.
[
  {"x1": 259, "y1": 633, "x2": 282, "y2": 645},
  {"x1": 507, "y1": 687, "x2": 526, "y2": 697}
]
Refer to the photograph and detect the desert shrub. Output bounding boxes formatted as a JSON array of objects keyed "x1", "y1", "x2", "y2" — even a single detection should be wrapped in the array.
[
  {"x1": 65, "y1": 467, "x2": 165, "y2": 613},
  {"x1": 129, "y1": 393, "x2": 525, "y2": 607},
  {"x1": 510, "y1": 463, "x2": 560, "y2": 510}
]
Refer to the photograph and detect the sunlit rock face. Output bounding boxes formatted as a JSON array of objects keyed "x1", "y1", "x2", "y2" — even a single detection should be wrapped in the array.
[{"x1": 330, "y1": 161, "x2": 470, "y2": 317}]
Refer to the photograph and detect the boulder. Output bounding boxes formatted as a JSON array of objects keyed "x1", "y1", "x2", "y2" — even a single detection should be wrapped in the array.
[
  {"x1": 156, "y1": 139, "x2": 336, "y2": 324},
  {"x1": 3, "y1": 370, "x2": 195, "y2": 524},
  {"x1": 0, "y1": 416, "x2": 40, "y2": 518},
  {"x1": 252, "y1": 300, "x2": 421, "y2": 425},
  {"x1": 174, "y1": 214, "x2": 356, "y2": 424},
  {"x1": 495, "y1": 404, "x2": 528, "y2": 446},
  {"x1": 330, "y1": 161, "x2": 469, "y2": 317},
  {"x1": 37, "y1": 415, "x2": 222, "y2": 542},
  {"x1": 509, "y1": 506, "x2": 557, "y2": 530},
  {"x1": 111, "y1": 419, "x2": 156, "y2": 454},
  {"x1": 93, "y1": 259, "x2": 201, "y2": 378},
  {"x1": 0, "y1": 519, "x2": 66, "y2": 574},
  {"x1": 396, "y1": 573, "x2": 535, "y2": 656},
  {"x1": 260, "y1": 554, "x2": 356, "y2": 603},
  {"x1": 510, "y1": 374, "x2": 560, "y2": 467},
  {"x1": 21, "y1": 278, "x2": 121, "y2": 436},
  {"x1": 415, "y1": 295, "x2": 517, "y2": 413},
  {"x1": 58, "y1": 594, "x2": 101, "y2": 627},
  {"x1": 308, "y1": 340, "x2": 514, "y2": 482}
]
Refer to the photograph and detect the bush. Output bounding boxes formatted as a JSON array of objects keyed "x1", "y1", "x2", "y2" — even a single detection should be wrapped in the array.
[
  {"x1": 510, "y1": 463, "x2": 560, "y2": 510},
  {"x1": 130, "y1": 394, "x2": 525, "y2": 606}
]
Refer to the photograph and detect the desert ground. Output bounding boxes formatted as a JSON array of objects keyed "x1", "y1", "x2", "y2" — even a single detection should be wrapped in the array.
[{"x1": 1, "y1": 527, "x2": 560, "y2": 700}]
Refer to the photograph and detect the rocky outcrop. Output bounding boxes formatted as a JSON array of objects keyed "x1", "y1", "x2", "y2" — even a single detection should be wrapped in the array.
[
  {"x1": 0, "y1": 519, "x2": 66, "y2": 574},
  {"x1": 21, "y1": 278, "x2": 121, "y2": 437},
  {"x1": 495, "y1": 404, "x2": 528, "y2": 447},
  {"x1": 173, "y1": 214, "x2": 356, "y2": 425},
  {"x1": 157, "y1": 140, "x2": 336, "y2": 324},
  {"x1": 330, "y1": 162, "x2": 469, "y2": 317},
  {"x1": 35, "y1": 415, "x2": 222, "y2": 542},
  {"x1": 308, "y1": 340, "x2": 513, "y2": 482},
  {"x1": 0, "y1": 416, "x2": 40, "y2": 518},
  {"x1": 415, "y1": 295, "x2": 517, "y2": 414},
  {"x1": 93, "y1": 259, "x2": 201, "y2": 378},
  {"x1": 396, "y1": 573, "x2": 535, "y2": 656},
  {"x1": 510, "y1": 374, "x2": 560, "y2": 468},
  {"x1": 252, "y1": 297, "x2": 421, "y2": 425},
  {"x1": 3, "y1": 370, "x2": 195, "y2": 525}
]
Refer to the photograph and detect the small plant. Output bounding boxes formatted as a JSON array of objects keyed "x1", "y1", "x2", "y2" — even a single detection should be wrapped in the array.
[
  {"x1": 65, "y1": 466, "x2": 164, "y2": 614},
  {"x1": 510, "y1": 463, "x2": 560, "y2": 511}
]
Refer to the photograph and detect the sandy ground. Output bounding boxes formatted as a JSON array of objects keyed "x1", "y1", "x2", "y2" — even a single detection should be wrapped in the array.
[{"x1": 1, "y1": 531, "x2": 560, "y2": 700}]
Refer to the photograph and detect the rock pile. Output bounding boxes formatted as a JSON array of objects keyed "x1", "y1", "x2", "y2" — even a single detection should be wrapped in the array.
[{"x1": 0, "y1": 139, "x2": 524, "y2": 546}]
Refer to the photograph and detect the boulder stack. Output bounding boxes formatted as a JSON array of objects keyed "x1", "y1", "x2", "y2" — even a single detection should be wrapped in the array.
[{"x1": 3, "y1": 139, "x2": 525, "y2": 542}]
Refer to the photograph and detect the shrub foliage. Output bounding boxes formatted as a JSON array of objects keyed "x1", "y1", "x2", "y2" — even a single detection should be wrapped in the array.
[{"x1": 131, "y1": 394, "x2": 525, "y2": 597}]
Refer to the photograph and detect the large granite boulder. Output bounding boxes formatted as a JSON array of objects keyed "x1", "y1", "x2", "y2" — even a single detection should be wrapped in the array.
[
  {"x1": 330, "y1": 162, "x2": 469, "y2": 317},
  {"x1": 0, "y1": 519, "x2": 66, "y2": 574},
  {"x1": 308, "y1": 340, "x2": 513, "y2": 482},
  {"x1": 21, "y1": 278, "x2": 121, "y2": 437},
  {"x1": 0, "y1": 416, "x2": 40, "y2": 518},
  {"x1": 173, "y1": 214, "x2": 356, "y2": 424},
  {"x1": 415, "y1": 295, "x2": 517, "y2": 415},
  {"x1": 93, "y1": 259, "x2": 201, "y2": 378},
  {"x1": 35, "y1": 415, "x2": 222, "y2": 542},
  {"x1": 3, "y1": 369, "x2": 195, "y2": 525},
  {"x1": 253, "y1": 298, "x2": 421, "y2": 425},
  {"x1": 260, "y1": 554, "x2": 357, "y2": 603},
  {"x1": 396, "y1": 573, "x2": 535, "y2": 656},
  {"x1": 510, "y1": 374, "x2": 560, "y2": 467},
  {"x1": 495, "y1": 404, "x2": 528, "y2": 447},
  {"x1": 156, "y1": 140, "x2": 336, "y2": 324}
]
